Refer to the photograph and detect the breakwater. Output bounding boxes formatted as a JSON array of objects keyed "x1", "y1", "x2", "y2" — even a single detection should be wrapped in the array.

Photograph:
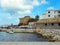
[{"x1": 35, "y1": 29, "x2": 60, "y2": 42}]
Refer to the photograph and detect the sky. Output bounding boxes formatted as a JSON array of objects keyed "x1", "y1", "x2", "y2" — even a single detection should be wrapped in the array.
[{"x1": 0, "y1": 0, "x2": 60, "y2": 25}]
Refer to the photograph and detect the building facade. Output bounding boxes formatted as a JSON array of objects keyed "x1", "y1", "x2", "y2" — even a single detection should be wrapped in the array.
[
  {"x1": 28, "y1": 22, "x2": 36, "y2": 29},
  {"x1": 42, "y1": 10, "x2": 60, "y2": 19},
  {"x1": 36, "y1": 10, "x2": 60, "y2": 29},
  {"x1": 36, "y1": 18, "x2": 60, "y2": 29}
]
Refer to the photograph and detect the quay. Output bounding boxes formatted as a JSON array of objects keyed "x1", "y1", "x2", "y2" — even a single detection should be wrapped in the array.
[{"x1": 1, "y1": 28, "x2": 35, "y2": 33}]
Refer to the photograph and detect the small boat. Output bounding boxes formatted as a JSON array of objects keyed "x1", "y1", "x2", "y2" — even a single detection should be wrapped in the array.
[
  {"x1": 9, "y1": 30, "x2": 14, "y2": 34},
  {"x1": 9, "y1": 28, "x2": 14, "y2": 34}
]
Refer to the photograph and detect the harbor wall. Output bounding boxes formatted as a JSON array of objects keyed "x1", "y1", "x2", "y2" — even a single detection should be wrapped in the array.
[{"x1": 6, "y1": 29, "x2": 35, "y2": 33}]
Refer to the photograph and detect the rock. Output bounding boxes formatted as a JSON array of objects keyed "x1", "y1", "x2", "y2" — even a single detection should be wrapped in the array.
[{"x1": 52, "y1": 35, "x2": 60, "y2": 41}]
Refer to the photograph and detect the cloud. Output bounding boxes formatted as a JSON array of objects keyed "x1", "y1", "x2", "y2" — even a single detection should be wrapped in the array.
[
  {"x1": 17, "y1": 10, "x2": 31, "y2": 14},
  {"x1": 40, "y1": 0, "x2": 48, "y2": 5},
  {"x1": 0, "y1": 0, "x2": 48, "y2": 15},
  {"x1": 47, "y1": 7, "x2": 55, "y2": 10},
  {"x1": 7, "y1": 16, "x2": 12, "y2": 19}
]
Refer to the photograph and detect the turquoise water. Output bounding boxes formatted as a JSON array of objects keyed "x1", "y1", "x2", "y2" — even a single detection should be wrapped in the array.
[{"x1": 0, "y1": 32, "x2": 48, "y2": 42}]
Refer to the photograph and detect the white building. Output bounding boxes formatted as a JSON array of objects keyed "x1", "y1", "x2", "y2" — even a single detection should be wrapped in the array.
[
  {"x1": 42, "y1": 10, "x2": 60, "y2": 19},
  {"x1": 28, "y1": 22, "x2": 36, "y2": 29}
]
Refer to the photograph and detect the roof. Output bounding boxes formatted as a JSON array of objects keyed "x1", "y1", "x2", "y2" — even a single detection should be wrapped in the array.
[{"x1": 37, "y1": 18, "x2": 60, "y2": 23}]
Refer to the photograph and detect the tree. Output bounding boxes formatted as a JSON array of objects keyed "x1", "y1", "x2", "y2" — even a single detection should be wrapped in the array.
[
  {"x1": 28, "y1": 18, "x2": 35, "y2": 22},
  {"x1": 35, "y1": 15, "x2": 39, "y2": 22},
  {"x1": 18, "y1": 23, "x2": 23, "y2": 26}
]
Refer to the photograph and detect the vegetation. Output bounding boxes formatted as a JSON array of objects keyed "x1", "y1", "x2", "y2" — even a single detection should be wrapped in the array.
[
  {"x1": 18, "y1": 15, "x2": 40, "y2": 26},
  {"x1": 28, "y1": 18, "x2": 35, "y2": 22},
  {"x1": 18, "y1": 23, "x2": 23, "y2": 26},
  {"x1": 28, "y1": 15, "x2": 39, "y2": 22},
  {"x1": 35, "y1": 15, "x2": 39, "y2": 22}
]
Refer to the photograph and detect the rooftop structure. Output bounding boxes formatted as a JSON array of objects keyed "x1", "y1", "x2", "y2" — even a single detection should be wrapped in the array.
[{"x1": 42, "y1": 10, "x2": 60, "y2": 19}]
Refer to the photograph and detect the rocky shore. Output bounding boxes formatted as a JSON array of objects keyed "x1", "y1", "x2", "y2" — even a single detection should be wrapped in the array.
[{"x1": 34, "y1": 29, "x2": 60, "y2": 42}]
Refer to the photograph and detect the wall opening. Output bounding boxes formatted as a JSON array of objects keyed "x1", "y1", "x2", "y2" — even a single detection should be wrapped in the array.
[
  {"x1": 58, "y1": 23, "x2": 60, "y2": 26},
  {"x1": 51, "y1": 23, "x2": 54, "y2": 26},
  {"x1": 45, "y1": 23, "x2": 47, "y2": 26}
]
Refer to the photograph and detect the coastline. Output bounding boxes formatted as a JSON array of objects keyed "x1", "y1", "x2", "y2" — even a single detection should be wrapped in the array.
[
  {"x1": 34, "y1": 29, "x2": 60, "y2": 42},
  {"x1": 0, "y1": 28, "x2": 60, "y2": 42}
]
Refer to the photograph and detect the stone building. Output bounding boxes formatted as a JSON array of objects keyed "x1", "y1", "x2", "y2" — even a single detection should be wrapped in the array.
[
  {"x1": 36, "y1": 10, "x2": 60, "y2": 29},
  {"x1": 42, "y1": 10, "x2": 60, "y2": 19},
  {"x1": 19, "y1": 16, "x2": 30, "y2": 25},
  {"x1": 36, "y1": 18, "x2": 60, "y2": 29}
]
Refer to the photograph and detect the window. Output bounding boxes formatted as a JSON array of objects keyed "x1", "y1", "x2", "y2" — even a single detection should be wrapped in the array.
[
  {"x1": 58, "y1": 23, "x2": 60, "y2": 26},
  {"x1": 58, "y1": 11, "x2": 60, "y2": 13},
  {"x1": 48, "y1": 15, "x2": 50, "y2": 17},
  {"x1": 51, "y1": 23, "x2": 54, "y2": 26},
  {"x1": 45, "y1": 23, "x2": 47, "y2": 26},
  {"x1": 48, "y1": 11, "x2": 50, "y2": 13}
]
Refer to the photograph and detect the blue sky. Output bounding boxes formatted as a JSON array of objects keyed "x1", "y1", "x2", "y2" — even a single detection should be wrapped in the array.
[{"x1": 0, "y1": 0, "x2": 60, "y2": 25}]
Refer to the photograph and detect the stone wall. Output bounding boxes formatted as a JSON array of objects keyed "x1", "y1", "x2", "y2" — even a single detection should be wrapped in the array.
[
  {"x1": 36, "y1": 23, "x2": 60, "y2": 29},
  {"x1": 6, "y1": 29, "x2": 35, "y2": 33},
  {"x1": 19, "y1": 16, "x2": 30, "y2": 25}
]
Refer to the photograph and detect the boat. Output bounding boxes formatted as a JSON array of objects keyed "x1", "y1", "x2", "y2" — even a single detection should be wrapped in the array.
[
  {"x1": 9, "y1": 30, "x2": 14, "y2": 34},
  {"x1": 9, "y1": 28, "x2": 14, "y2": 34}
]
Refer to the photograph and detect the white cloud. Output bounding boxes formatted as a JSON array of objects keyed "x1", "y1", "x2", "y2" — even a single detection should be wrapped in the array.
[
  {"x1": 17, "y1": 10, "x2": 31, "y2": 14},
  {"x1": 7, "y1": 16, "x2": 12, "y2": 19},
  {"x1": 40, "y1": 0, "x2": 48, "y2": 5},
  {"x1": 47, "y1": 7, "x2": 55, "y2": 10},
  {"x1": 0, "y1": 0, "x2": 48, "y2": 15},
  {"x1": 32, "y1": 0, "x2": 40, "y2": 6}
]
